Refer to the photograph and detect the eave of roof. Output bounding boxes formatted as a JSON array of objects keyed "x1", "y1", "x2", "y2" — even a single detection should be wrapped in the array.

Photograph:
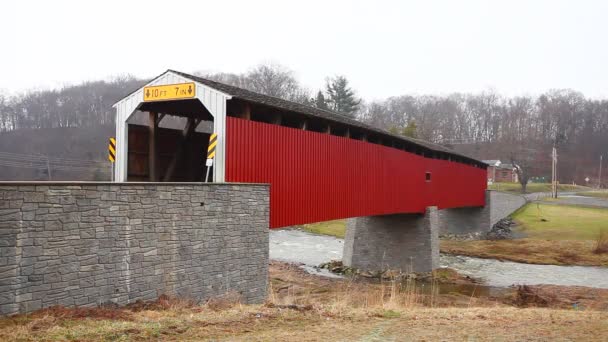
[
  {"x1": 163, "y1": 70, "x2": 485, "y2": 168},
  {"x1": 482, "y1": 160, "x2": 501, "y2": 165}
]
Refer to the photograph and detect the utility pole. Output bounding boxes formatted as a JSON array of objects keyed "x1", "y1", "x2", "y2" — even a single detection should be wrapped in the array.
[
  {"x1": 599, "y1": 154, "x2": 603, "y2": 189},
  {"x1": 551, "y1": 146, "x2": 558, "y2": 198},
  {"x1": 46, "y1": 155, "x2": 52, "y2": 181}
]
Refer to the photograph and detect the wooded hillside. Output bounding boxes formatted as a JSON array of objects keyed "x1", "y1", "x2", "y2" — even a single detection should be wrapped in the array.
[{"x1": 0, "y1": 64, "x2": 605, "y2": 185}]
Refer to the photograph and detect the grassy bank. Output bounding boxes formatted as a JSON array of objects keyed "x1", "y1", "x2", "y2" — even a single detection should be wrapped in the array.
[
  {"x1": 513, "y1": 203, "x2": 608, "y2": 240},
  {"x1": 442, "y1": 203, "x2": 608, "y2": 266},
  {"x1": 2, "y1": 262, "x2": 607, "y2": 341},
  {"x1": 577, "y1": 190, "x2": 608, "y2": 199},
  {"x1": 301, "y1": 219, "x2": 346, "y2": 238},
  {"x1": 488, "y1": 182, "x2": 589, "y2": 194},
  {"x1": 442, "y1": 238, "x2": 608, "y2": 266}
]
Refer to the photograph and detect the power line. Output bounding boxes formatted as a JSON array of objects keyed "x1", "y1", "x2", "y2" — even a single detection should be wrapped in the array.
[
  {"x1": 0, "y1": 160, "x2": 46, "y2": 170},
  {"x1": 0, "y1": 153, "x2": 111, "y2": 174},
  {"x1": 0, "y1": 151, "x2": 107, "y2": 167},
  {"x1": 0, "y1": 160, "x2": 111, "y2": 173},
  {"x1": 0, "y1": 152, "x2": 107, "y2": 166}
]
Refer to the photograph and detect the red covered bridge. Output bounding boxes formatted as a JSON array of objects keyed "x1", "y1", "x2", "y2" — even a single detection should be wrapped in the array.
[{"x1": 114, "y1": 70, "x2": 487, "y2": 229}]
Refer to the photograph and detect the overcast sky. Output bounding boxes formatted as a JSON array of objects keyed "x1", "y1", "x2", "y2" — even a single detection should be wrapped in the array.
[{"x1": 2, "y1": 0, "x2": 608, "y2": 100}]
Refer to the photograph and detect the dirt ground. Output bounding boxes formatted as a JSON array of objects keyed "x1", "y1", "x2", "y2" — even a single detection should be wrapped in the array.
[{"x1": 1, "y1": 262, "x2": 608, "y2": 341}]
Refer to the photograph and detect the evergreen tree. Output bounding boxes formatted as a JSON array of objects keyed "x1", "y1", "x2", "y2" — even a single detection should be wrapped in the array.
[
  {"x1": 314, "y1": 91, "x2": 328, "y2": 110},
  {"x1": 325, "y1": 76, "x2": 361, "y2": 116},
  {"x1": 402, "y1": 120, "x2": 417, "y2": 138}
]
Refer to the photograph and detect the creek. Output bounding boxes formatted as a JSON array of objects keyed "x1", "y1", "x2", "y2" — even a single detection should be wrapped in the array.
[{"x1": 269, "y1": 229, "x2": 608, "y2": 289}]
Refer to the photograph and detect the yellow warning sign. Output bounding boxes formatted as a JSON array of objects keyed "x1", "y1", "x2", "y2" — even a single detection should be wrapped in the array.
[
  {"x1": 143, "y1": 83, "x2": 196, "y2": 102},
  {"x1": 108, "y1": 137, "x2": 116, "y2": 163},
  {"x1": 207, "y1": 133, "x2": 217, "y2": 159}
]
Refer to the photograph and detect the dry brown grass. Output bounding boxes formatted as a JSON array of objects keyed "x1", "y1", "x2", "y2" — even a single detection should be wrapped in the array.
[
  {"x1": 1, "y1": 262, "x2": 607, "y2": 341},
  {"x1": 512, "y1": 285, "x2": 608, "y2": 311},
  {"x1": 594, "y1": 228, "x2": 608, "y2": 254},
  {"x1": 126, "y1": 293, "x2": 198, "y2": 312},
  {"x1": 268, "y1": 262, "x2": 492, "y2": 311},
  {"x1": 362, "y1": 307, "x2": 608, "y2": 341},
  {"x1": 441, "y1": 238, "x2": 608, "y2": 266}
]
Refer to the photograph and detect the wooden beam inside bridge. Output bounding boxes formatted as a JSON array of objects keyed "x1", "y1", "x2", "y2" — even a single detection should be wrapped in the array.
[
  {"x1": 148, "y1": 111, "x2": 158, "y2": 182},
  {"x1": 243, "y1": 103, "x2": 251, "y2": 120}
]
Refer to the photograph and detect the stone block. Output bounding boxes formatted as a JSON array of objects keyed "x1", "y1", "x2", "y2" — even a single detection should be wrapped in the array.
[{"x1": 22, "y1": 246, "x2": 43, "y2": 258}]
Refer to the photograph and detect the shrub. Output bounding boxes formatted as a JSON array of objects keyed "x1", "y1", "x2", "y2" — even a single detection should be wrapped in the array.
[{"x1": 593, "y1": 228, "x2": 608, "y2": 254}]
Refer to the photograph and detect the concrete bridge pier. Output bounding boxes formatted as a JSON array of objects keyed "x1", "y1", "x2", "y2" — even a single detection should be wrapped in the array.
[{"x1": 342, "y1": 207, "x2": 439, "y2": 273}]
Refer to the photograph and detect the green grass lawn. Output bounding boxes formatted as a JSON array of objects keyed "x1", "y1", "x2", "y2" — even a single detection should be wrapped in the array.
[
  {"x1": 511, "y1": 203, "x2": 608, "y2": 240},
  {"x1": 488, "y1": 182, "x2": 590, "y2": 194},
  {"x1": 443, "y1": 203, "x2": 608, "y2": 266},
  {"x1": 301, "y1": 219, "x2": 346, "y2": 238}
]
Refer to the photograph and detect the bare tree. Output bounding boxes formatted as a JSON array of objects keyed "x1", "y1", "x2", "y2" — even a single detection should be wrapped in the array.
[
  {"x1": 245, "y1": 63, "x2": 306, "y2": 101},
  {"x1": 197, "y1": 71, "x2": 249, "y2": 89},
  {"x1": 202, "y1": 63, "x2": 311, "y2": 104},
  {"x1": 0, "y1": 94, "x2": 8, "y2": 131},
  {"x1": 360, "y1": 101, "x2": 390, "y2": 128},
  {"x1": 511, "y1": 156, "x2": 530, "y2": 193}
]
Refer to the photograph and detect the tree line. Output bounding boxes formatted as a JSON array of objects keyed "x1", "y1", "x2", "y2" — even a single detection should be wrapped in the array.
[
  {"x1": 0, "y1": 63, "x2": 606, "y2": 185},
  {"x1": 0, "y1": 76, "x2": 145, "y2": 132},
  {"x1": 359, "y1": 89, "x2": 607, "y2": 186},
  {"x1": 0, "y1": 63, "x2": 363, "y2": 132}
]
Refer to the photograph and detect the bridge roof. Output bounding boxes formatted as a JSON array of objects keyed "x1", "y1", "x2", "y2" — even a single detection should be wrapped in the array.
[{"x1": 168, "y1": 70, "x2": 485, "y2": 168}]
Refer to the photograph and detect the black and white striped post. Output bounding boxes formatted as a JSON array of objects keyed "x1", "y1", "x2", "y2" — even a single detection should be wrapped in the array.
[{"x1": 205, "y1": 133, "x2": 217, "y2": 183}]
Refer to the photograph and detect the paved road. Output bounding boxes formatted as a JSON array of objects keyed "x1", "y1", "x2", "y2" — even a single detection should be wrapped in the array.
[
  {"x1": 524, "y1": 192, "x2": 608, "y2": 208},
  {"x1": 546, "y1": 195, "x2": 608, "y2": 208},
  {"x1": 523, "y1": 191, "x2": 577, "y2": 201}
]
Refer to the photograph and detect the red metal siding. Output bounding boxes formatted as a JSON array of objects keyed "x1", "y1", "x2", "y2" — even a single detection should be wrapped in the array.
[{"x1": 226, "y1": 117, "x2": 487, "y2": 228}]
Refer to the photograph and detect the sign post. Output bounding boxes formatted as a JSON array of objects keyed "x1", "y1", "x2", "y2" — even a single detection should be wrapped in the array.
[
  {"x1": 109, "y1": 137, "x2": 116, "y2": 182},
  {"x1": 599, "y1": 155, "x2": 603, "y2": 189},
  {"x1": 205, "y1": 133, "x2": 217, "y2": 183}
]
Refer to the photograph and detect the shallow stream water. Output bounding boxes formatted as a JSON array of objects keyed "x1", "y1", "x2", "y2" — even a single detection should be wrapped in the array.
[{"x1": 269, "y1": 229, "x2": 608, "y2": 289}]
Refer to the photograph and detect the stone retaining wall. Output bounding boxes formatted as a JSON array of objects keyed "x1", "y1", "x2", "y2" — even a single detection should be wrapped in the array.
[
  {"x1": 0, "y1": 182, "x2": 269, "y2": 315},
  {"x1": 438, "y1": 190, "x2": 527, "y2": 235},
  {"x1": 489, "y1": 190, "x2": 527, "y2": 226}
]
